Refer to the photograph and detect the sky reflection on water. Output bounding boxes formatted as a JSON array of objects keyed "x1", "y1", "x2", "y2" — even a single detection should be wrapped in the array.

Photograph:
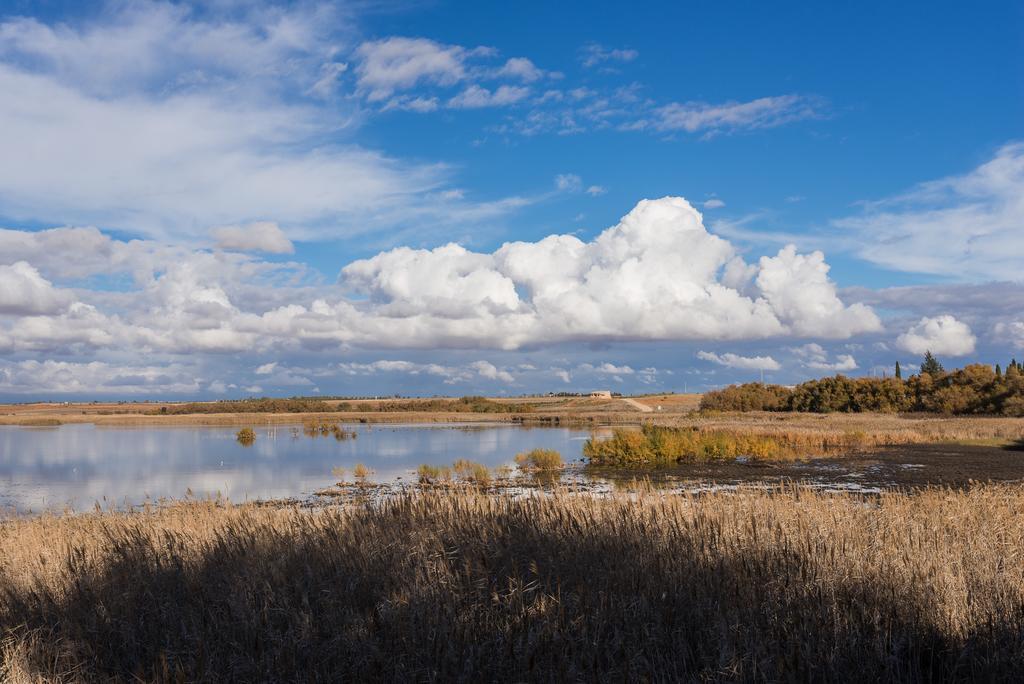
[{"x1": 0, "y1": 423, "x2": 590, "y2": 512}]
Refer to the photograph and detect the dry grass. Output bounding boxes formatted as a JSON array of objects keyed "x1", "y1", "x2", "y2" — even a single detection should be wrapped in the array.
[
  {"x1": 514, "y1": 448, "x2": 564, "y2": 470},
  {"x1": 662, "y1": 412, "x2": 1024, "y2": 448},
  {"x1": 1, "y1": 486, "x2": 1023, "y2": 681},
  {"x1": 585, "y1": 417, "x2": 1024, "y2": 466},
  {"x1": 7, "y1": 418, "x2": 63, "y2": 427}
]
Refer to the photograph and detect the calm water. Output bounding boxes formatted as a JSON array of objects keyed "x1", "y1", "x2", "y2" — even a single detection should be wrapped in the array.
[{"x1": 0, "y1": 423, "x2": 592, "y2": 512}]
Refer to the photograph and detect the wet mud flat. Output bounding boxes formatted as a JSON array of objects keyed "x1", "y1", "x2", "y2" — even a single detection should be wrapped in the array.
[{"x1": 586, "y1": 443, "x2": 1024, "y2": 492}]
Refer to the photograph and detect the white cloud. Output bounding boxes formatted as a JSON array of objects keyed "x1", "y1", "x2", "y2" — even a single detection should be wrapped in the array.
[
  {"x1": 837, "y1": 143, "x2": 1024, "y2": 281},
  {"x1": 310, "y1": 61, "x2": 349, "y2": 98},
  {"x1": 994, "y1": 321, "x2": 1024, "y2": 349},
  {"x1": 555, "y1": 174, "x2": 583, "y2": 192},
  {"x1": 0, "y1": 10, "x2": 528, "y2": 242},
  {"x1": 448, "y1": 84, "x2": 530, "y2": 108},
  {"x1": 580, "y1": 44, "x2": 638, "y2": 68},
  {"x1": 0, "y1": 262, "x2": 74, "y2": 315},
  {"x1": 0, "y1": 3, "x2": 343, "y2": 97},
  {"x1": 586, "y1": 185, "x2": 607, "y2": 196},
  {"x1": 495, "y1": 57, "x2": 544, "y2": 82},
  {"x1": 383, "y1": 95, "x2": 440, "y2": 112},
  {"x1": 0, "y1": 360, "x2": 201, "y2": 395},
  {"x1": 355, "y1": 37, "x2": 471, "y2": 101},
  {"x1": 703, "y1": 198, "x2": 726, "y2": 209},
  {"x1": 649, "y1": 95, "x2": 824, "y2": 135},
  {"x1": 896, "y1": 315, "x2": 976, "y2": 356},
  {"x1": 255, "y1": 362, "x2": 278, "y2": 375},
  {"x1": 697, "y1": 351, "x2": 780, "y2": 371},
  {"x1": 579, "y1": 363, "x2": 635, "y2": 375},
  {"x1": 553, "y1": 368, "x2": 571, "y2": 383},
  {"x1": 213, "y1": 222, "x2": 294, "y2": 254},
  {"x1": 470, "y1": 360, "x2": 515, "y2": 383},
  {"x1": 791, "y1": 343, "x2": 858, "y2": 371},
  {"x1": 756, "y1": 246, "x2": 881, "y2": 338},
  {"x1": 0, "y1": 197, "x2": 881, "y2": 364},
  {"x1": 336, "y1": 359, "x2": 513, "y2": 384}
]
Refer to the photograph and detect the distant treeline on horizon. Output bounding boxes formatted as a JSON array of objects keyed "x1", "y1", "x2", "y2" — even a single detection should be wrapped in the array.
[{"x1": 702, "y1": 354, "x2": 1024, "y2": 416}]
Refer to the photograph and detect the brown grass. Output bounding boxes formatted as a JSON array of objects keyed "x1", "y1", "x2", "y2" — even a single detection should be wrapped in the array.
[
  {"x1": 1, "y1": 486, "x2": 1023, "y2": 680},
  {"x1": 666, "y1": 412, "x2": 1024, "y2": 447}
]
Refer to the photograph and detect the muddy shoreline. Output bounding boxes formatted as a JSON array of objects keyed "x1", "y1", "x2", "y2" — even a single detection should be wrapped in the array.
[{"x1": 584, "y1": 442, "x2": 1024, "y2": 491}]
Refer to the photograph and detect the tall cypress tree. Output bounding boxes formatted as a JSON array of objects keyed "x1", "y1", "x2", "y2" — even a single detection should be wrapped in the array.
[
  {"x1": 921, "y1": 351, "x2": 944, "y2": 376},
  {"x1": 996, "y1": 363, "x2": 1002, "y2": 378},
  {"x1": 895, "y1": 361, "x2": 902, "y2": 380}
]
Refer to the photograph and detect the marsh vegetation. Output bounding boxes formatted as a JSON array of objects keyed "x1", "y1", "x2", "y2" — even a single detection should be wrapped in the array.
[
  {"x1": 2, "y1": 486, "x2": 1023, "y2": 681},
  {"x1": 234, "y1": 427, "x2": 255, "y2": 445}
]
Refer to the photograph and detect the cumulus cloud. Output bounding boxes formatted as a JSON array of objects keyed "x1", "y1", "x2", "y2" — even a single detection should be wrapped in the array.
[
  {"x1": 756, "y1": 246, "x2": 881, "y2": 338},
  {"x1": 791, "y1": 343, "x2": 858, "y2": 371},
  {"x1": 0, "y1": 261, "x2": 74, "y2": 315},
  {"x1": 697, "y1": 351, "x2": 781, "y2": 371},
  {"x1": 837, "y1": 143, "x2": 1024, "y2": 281},
  {"x1": 470, "y1": 360, "x2": 515, "y2": 383},
  {"x1": 896, "y1": 315, "x2": 976, "y2": 356},
  {"x1": 0, "y1": 197, "x2": 881, "y2": 368},
  {"x1": 495, "y1": 57, "x2": 545, "y2": 82},
  {"x1": 586, "y1": 185, "x2": 607, "y2": 196},
  {"x1": 348, "y1": 196, "x2": 836, "y2": 348},
  {"x1": 213, "y1": 222, "x2": 294, "y2": 254},
  {"x1": 703, "y1": 198, "x2": 726, "y2": 209}
]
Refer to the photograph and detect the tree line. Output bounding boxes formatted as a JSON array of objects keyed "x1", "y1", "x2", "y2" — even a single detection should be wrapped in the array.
[{"x1": 700, "y1": 353, "x2": 1024, "y2": 415}]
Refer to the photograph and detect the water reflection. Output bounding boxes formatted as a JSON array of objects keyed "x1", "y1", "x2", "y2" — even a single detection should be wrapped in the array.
[{"x1": 0, "y1": 423, "x2": 591, "y2": 512}]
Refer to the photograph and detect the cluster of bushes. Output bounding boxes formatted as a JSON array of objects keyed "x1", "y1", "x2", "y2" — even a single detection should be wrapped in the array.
[
  {"x1": 356, "y1": 396, "x2": 535, "y2": 413},
  {"x1": 153, "y1": 398, "x2": 334, "y2": 415},
  {"x1": 584, "y1": 425, "x2": 806, "y2": 465},
  {"x1": 698, "y1": 382, "x2": 792, "y2": 412},
  {"x1": 150, "y1": 396, "x2": 534, "y2": 415},
  {"x1": 701, "y1": 357, "x2": 1024, "y2": 416}
]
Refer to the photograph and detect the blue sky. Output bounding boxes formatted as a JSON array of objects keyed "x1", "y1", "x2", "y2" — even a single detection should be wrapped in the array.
[{"x1": 0, "y1": 0, "x2": 1021, "y2": 399}]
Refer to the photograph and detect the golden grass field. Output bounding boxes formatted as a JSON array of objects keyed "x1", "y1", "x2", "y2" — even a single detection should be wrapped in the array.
[{"x1": 2, "y1": 485, "x2": 1023, "y2": 680}]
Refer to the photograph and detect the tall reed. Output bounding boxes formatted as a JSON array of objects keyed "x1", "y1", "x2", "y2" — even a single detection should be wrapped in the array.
[{"x1": 2, "y1": 486, "x2": 1023, "y2": 680}]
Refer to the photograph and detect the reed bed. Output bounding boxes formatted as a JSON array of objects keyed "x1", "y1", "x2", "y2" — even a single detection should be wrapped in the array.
[
  {"x1": 2, "y1": 486, "x2": 1023, "y2": 681},
  {"x1": 670, "y1": 412, "x2": 1024, "y2": 445}
]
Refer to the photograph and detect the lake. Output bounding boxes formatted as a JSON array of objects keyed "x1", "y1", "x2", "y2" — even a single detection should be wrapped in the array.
[
  {"x1": 0, "y1": 422, "x2": 592, "y2": 512},
  {"x1": 5, "y1": 423, "x2": 1022, "y2": 513}
]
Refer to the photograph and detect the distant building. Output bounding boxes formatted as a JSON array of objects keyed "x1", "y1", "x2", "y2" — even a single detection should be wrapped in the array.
[{"x1": 589, "y1": 390, "x2": 612, "y2": 398}]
